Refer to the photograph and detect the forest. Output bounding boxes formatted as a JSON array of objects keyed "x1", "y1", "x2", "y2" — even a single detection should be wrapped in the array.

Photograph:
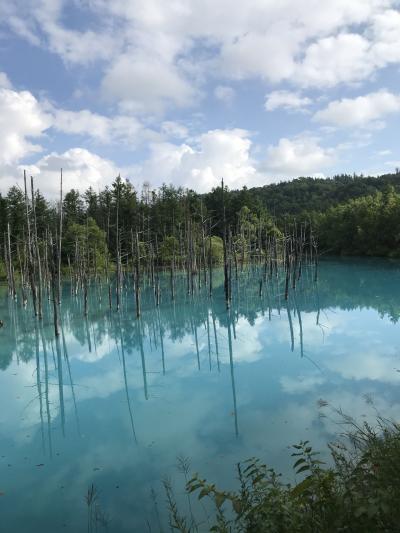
[{"x1": 1, "y1": 171, "x2": 400, "y2": 279}]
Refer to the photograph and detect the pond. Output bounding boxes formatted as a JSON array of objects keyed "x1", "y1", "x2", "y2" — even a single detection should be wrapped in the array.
[{"x1": 0, "y1": 258, "x2": 400, "y2": 532}]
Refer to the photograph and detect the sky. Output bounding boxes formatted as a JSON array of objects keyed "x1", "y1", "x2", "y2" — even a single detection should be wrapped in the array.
[{"x1": 0, "y1": 0, "x2": 400, "y2": 197}]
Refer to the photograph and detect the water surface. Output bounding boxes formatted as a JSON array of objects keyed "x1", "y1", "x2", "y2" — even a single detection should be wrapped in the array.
[{"x1": 1, "y1": 258, "x2": 400, "y2": 532}]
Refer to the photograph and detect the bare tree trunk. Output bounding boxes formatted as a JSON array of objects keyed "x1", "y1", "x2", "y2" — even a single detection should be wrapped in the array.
[
  {"x1": 6, "y1": 225, "x2": 16, "y2": 299},
  {"x1": 49, "y1": 233, "x2": 60, "y2": 337},
  {"x1": 31, "y1": 177, "x2": 43, "y2": 318},
  {"x1": 135, "y1": 231, "x2": 141, "y2": 318},
  {"x1": 221, "y1": 179, "x2": 230, "y2": 309},
  {"x1": 24, "y1": 171, "x2": 37, "y2": 313},
  {"x1": 58, "y1": 168, "x2": 63, "y2": 305},
  {"x1": 115, "y1": 178, "x2": 121, "y2": 311},
  {"x1": 208, "y1": 218, "x2": 213, "y2": 297}
]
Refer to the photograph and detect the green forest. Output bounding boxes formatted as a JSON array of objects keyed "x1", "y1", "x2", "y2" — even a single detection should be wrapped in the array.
[{"x1": 1, "y1": 171, "x2": 400, "y2": 276}]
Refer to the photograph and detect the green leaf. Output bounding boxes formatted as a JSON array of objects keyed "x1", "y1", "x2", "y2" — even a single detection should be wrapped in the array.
[
  {"x1": 296, "y1": 465, "x2": 310, "y2": 474},
  {"x1": 291, "y1": 476, "x2": 313, "y2": 497},
  {"x1": 293, "y1": 458, "x2": 306, "y2": 469},
  {"x1": 188, "y1": 483, "x2": 202, "y2": 493}
]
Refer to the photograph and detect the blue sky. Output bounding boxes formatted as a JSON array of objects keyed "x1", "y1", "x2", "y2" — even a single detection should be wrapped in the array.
[{"x1": 0, "y1": 0, "x2": 400, "y2": 196}]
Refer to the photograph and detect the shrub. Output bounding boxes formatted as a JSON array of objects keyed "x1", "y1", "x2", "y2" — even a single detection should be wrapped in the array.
[{"x1": 166, "y1": 411, "x2": 400, "y2": 532}]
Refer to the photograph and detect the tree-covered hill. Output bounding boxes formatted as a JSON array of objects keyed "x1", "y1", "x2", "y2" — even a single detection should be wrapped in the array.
[
  {"x1": 1, "y1": 171, "x2": 400, "y2": 270},
  {"x1": 205, "y1": 171, "x2": 400, "y2": 218}
]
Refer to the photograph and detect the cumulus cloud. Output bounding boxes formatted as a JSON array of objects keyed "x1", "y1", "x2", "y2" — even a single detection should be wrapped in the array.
[
  {"x1": 0, "y1": 84, "x2": 157, "y2": 162},
  {"x1": 0, "y1": 85, "x2": 156, "y2": 194},
  {"x1": 0, "y1": 87, "x2": 52, "y2": 166},
  {"x1": 0, "y1": 84, "x2": 266, "y2": 194},
  {"x1": 21, "y1": 148, "x2": 122, "y2": 197},
  {"x1": 53, "y1": 108, "x2": 148, "y2": 144},
  {"x1": 5, "y1": 0, "x2": 400, "y2": 196},
  {"x1": 295, "y1": 33, "x2": 374, "y2": 88},
  {"x1": 101, "y1": 53, "x2": 196, "y2": 113},
  {"x1": 370, "y1": 8, "x2": 400, "y2": 65},
  {"x1": 263, "y1": 136, "x2": 335, "y2": 177},
  {"x1": 0, "y1": 148, "x2": 122, "y2": 196},
  {"x1": 140, "y1": 128, "x2": 260, "y2": 191},
  {"x1": 265, "y1": 90, "x2": 312, "y2": 111},
  {"x1": 3, "y1": 0, "x2": 400, "y2": 108},
  {"x1": 314, "y1": 90, "x2": 400, "y2": 128}
]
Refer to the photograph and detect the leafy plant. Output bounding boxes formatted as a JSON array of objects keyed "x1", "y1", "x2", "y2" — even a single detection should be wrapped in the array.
[{"x1": 166, "y1": 409, "x2": 400, "y2": 532}]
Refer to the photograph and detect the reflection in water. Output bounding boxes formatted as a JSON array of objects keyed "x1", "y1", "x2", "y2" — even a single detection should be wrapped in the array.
[
  {"x1": 40, "y1": 321, "x2": 53, "y2": 458},
  {"x1": 61, "y1": 323, "x2": 81, "y2": 437},
  {"x1": 227, "y1": 310, "x2": 239, "y2": 437},
  {"x1": 34, "y1": 321, "x2": 45, "y2": 454},
  {"x1": 55, "y1": 335, "x2": 65, "y2": 438},
  {"x1": 117, "y1": 314, "x2": 137, "y2": 444},
  {"x1": 0, "y1": 258, "x2": 400, "y2": 531}
]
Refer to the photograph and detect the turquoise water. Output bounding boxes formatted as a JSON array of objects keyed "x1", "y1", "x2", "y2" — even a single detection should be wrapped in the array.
[{"x1": 0, "y1": 258, "x2": 400, "y2": 532}]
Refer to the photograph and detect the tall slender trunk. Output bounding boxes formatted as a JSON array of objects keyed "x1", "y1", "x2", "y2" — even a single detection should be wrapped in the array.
[
  {"x1": 58, "y1": 168, "x2": 63, "y2": 305},
  {"x1": 31, "y1": 177, "x2": 43, "y2": 318},
  {"x1": 135, "y1": 231, "x2": 141, "y2": 318},
  {"x1": 24, "y1": 171, "x2": 37, "y2": 313}
]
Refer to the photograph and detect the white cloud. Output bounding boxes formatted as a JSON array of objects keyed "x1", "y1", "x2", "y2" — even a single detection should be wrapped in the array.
[
  {"x1": 264, "y1": 136, "x2": 335, "y2": 177},
  {"x1": 218, "y1": 316, "x2": 264, "y2": 364},
  {"x1": 370, "y1": 8, "x2": 400, "y2": 65},
  {"x1": 314, "y1": 90, "x2": 400, "y2": 128},
  {"x1": 0, "y1": 87, "x2": 52, "y2": 166},
  {"x1": 280, "y1": 374, "x2": 326, "y2": 394},
  {"x1": 265, "y1": 90, "x2": 312, "y2": 111},
  {"x1": 0, "y1": 72, "x2": 12, "y2": 89},
  {"x1": 4, "y1": 0, "x2": 400, "y2": 193},
  {"x1": 0, "y1": 85, "x2": 155, "y2": 167},
  {"x1": 0, "y1": 83, "x2": 180, "y2": 196},
  {"x1": 101, "y1": 53, "x2": 196, "y2": 113},
  {"x1": 3, "y1": 0, "x2": 400, "y2": 107},
  {"x1": 17, "y1": 148, "x2": 121, "y2": 197},
  {"x1": 214, "y1": 85, "x2": 236, "y2": 105},
  {"x1": 295, "y1": 33, "x2": 374, "y2": 88},
  {"x1": 53, "y1": 108, "x2": 146, "y2": 144},
  {"x1": 0, "y1": 85, "x2": 265, "y2": 194},
  {"x1": 140, "y1": 128, "x2": 260, "y2": 191},
  {"x1": 326, "y1": 347, "x2": 400, "y2": 385},
  {"x1": 1, "y1": 0, "x2": 120, "y2": 64}
]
